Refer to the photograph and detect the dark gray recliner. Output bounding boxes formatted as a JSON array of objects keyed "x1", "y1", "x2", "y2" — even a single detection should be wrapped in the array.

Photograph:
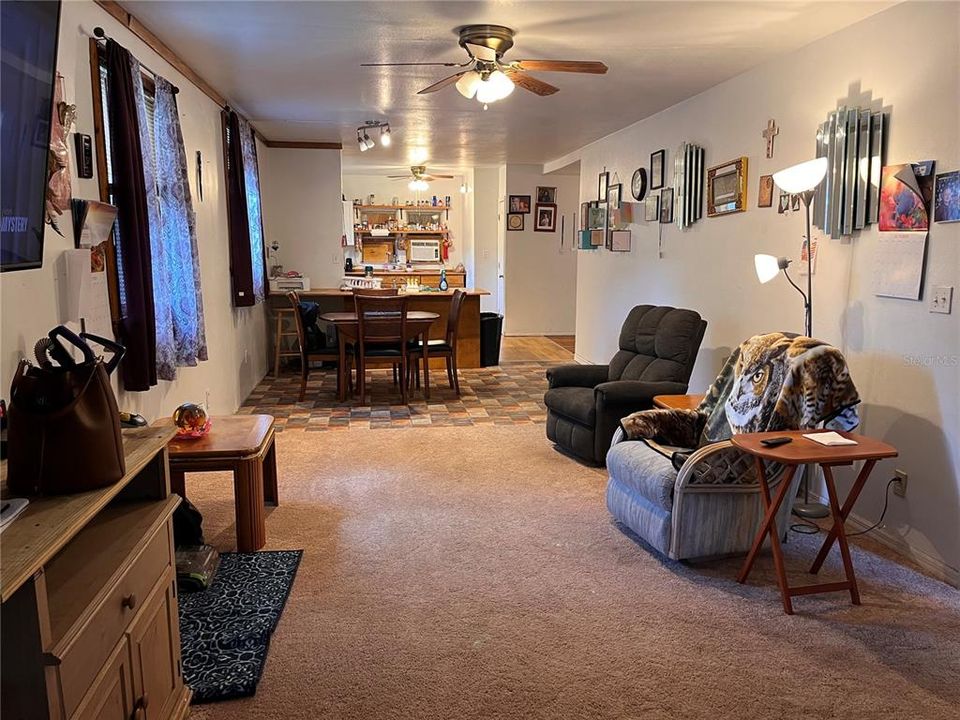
[{"x1": 544, "y1": 305, "x2": 707, "y2": 464}]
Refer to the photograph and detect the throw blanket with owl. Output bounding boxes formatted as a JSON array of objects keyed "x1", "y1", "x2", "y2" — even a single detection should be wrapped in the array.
[{"x1": 620, "y1": 333, "x2": 860, "y2": 449}]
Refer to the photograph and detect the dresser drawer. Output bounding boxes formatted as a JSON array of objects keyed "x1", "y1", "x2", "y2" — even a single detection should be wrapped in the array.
[{"x1": 55, "y1": 521, "x2": 172, "y2": 718}]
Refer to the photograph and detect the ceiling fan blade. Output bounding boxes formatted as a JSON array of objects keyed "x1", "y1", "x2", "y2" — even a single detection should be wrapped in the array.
[
  {"x1": 387, "y1": 175, "x2": 410, "y2": 179},
  {"x1": 424, "y1": 174, "x2": 455, "y2": 181},
  {"x1": 512, "y1": 60, "x2": 608, "y2": 74},
  {"x1": 362, "y1": 61, "x2": 463, "y2": 67},
  {"x1": 417, "y1": 71, "x2": 468, "y2": 95},
  {"x1": 504, "y1": 69, "x2": 559, "y2": 96},
  {"x1": 465, "y1": 42, "x2": 497, "y2": 62}
]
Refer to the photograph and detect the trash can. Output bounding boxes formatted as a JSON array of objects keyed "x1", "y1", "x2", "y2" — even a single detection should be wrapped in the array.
[{"x1": 479, "y1": 312, "x2": 503, "y2": 367}]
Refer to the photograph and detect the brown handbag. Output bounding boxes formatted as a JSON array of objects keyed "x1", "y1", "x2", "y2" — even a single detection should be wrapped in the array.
[{"x1": 7, "y1": 329, "x2": 126, "y2": 496}]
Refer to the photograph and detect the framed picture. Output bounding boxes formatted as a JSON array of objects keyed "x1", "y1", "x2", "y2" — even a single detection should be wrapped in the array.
[
  {"x1": 631, "y1": 167, "x2": 647, "y2": 200},
  {"x1": 659, "y1": 188, "x2": 674, "y2": 223},
  {"x1": 598, "y1": 171, "x2": 609, "y2": 201},
  {"x1": 650, "y1": 149, "x2": 666, "y2": 190},
  {"x1": 534, "y1": 203, "x2": 557, "y2": 232},
  {"x1": 607, "y1": 183, "x2": 622, "y2": 209},
  {"x1": 610, "y1": 229, "x2": 631, "y2": 252},
  {"x1": 934, "y1": 171, "x2": 960, "y2": 223},
  {"x1": 590, "y1": 229, "x2": 604, "y2": 247},
  {"x1": 509, "y1": 195, "x2": 531, "y2": 214},
  {"x1": 537, "y1": 186, "x2": 557, "y2": 204},
  {"x1": 778, "y1": 192, "x2": 790, "y2": 214},
  {"x1": 644, "y1": 194, "x2": 660, "y2": 221},
  {"x1": 707, "y1": 156, "x2": 748, "y2": 217},
  {"x1": 507, "y1": 213, "x2": 524, "y2": 231},
  {"x1": 791, "y1": 194, "x2": 801, "y2": 211},
  {"x1": 580, "y1": 201, "x2": 590, "y2": 231},
  {"x1": 588, "y1": 203, "x2": 606, "y2": 230},
  {"x1": 758, "y1": 174, "x2": 774, "y2": 208}
]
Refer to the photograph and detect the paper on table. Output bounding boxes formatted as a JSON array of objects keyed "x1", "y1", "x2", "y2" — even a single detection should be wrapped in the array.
[{"x1": 803, "y1": 431, "x2": 858, "y2": 446}]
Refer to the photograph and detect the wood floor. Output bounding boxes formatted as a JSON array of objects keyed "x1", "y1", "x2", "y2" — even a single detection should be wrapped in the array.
[{"x1": 501, "y1": 335, "x2": 574, "y2": 362}]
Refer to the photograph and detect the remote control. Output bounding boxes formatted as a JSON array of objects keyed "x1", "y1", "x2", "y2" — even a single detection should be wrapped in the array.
[{"x1": 760, "y1": 436, "x2": 792, "y2": 448}]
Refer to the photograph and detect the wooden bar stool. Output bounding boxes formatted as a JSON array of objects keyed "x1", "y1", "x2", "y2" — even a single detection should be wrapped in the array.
[{"x1": 273, "y1": 307, "x2": 300, "y2": 378}]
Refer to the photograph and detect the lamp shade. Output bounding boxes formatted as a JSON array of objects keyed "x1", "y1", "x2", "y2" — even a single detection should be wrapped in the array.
[
  {"x1": 755, "y1": 254, "x2": 791, "y2": 284},
  {"x1": 455, "y1": 70, "x2": 482, "y2": 99},
  {"x1": 772, "y1": 157, "x2": 828, "y2": 194},
  {"x1": 475, "y1": 70, "x2": 515, "y2": 104}
]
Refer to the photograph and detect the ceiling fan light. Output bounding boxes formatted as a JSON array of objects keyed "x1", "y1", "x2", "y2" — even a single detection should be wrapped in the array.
[
  {"x1": 476, "y1": 70, "x2": 514, "y2": 104},
  {"x1": 455, "y1": 70, "x2": 482, "y2": 99}
]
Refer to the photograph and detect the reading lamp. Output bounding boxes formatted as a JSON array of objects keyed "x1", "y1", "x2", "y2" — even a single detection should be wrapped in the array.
[{"x1": 756, "y1": 157, "x2": 829, "y2": 519}]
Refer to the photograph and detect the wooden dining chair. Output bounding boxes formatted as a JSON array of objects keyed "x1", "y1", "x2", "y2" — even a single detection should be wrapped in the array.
[
  {"x1": 354, "y1": 293, "x2": 412, "y2": 404},
  {"x1": 287, "y1": 291, "x2": 348, "y2": 401},
  {"x1": 408, "y1": 289, "x2": 466, "y2": 396},
  {"x1": 353, "y1": 287, "x2": 402, "y2": 386}
]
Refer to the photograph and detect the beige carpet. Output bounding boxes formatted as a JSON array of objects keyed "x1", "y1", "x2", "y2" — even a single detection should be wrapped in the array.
[{"x1": 185, "y1": 425, "x2": 959, "y2": 719}]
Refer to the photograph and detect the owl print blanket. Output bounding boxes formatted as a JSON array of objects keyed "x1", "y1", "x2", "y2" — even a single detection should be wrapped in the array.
[{"x1": 620, "y1": 333, "x2": 861, "y2": 448}]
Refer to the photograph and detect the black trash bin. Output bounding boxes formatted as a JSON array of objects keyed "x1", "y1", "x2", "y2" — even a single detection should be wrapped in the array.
[{"x1": 479, "y1": 312, "x2": 503, "y2": 367}]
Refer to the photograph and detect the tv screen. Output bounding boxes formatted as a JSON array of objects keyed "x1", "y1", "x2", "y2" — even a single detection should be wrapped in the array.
[{"x1": 1, "y1": 0, "x2": 63, "y2": 272}]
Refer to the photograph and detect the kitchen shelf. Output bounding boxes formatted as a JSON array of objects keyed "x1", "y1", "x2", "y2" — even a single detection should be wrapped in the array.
[
  {"x1": 356, "y1": 230, "x2": 449, "y2": 236},
  {"x1": 354, "y1": 204, "x2": 450, "y2": 211}
]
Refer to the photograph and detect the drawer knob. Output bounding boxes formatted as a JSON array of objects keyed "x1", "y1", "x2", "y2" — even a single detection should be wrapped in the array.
[{"x1": 121, "y1": 593, "x2": 138, "y2": 610}]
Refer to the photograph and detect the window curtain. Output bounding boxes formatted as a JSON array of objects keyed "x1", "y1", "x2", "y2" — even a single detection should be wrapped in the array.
[
  {"x1": 224, "y1": 110, "x2": 266, "y2": 306},
  {"x1": 105, "y1": 40, "x2": 156, "y2": 391},
  {"x1": 150, "y1": 76, "x2": 208, "y2": 377}
]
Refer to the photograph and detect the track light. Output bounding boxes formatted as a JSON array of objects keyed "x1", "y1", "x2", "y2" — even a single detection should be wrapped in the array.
[
  {"x1": 357, "y1": 132, "x2": 369, "y2": 152},
  {"x1": 356, "y1": 121, "x2": 390, "y2": 152},
  {"x1": 379, "y1": 125, "x2": 391, "y2": 147}
]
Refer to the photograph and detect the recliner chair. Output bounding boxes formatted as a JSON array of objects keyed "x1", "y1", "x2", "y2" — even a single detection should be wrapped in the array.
[{"x1": 544, "y1": 305, "x2": 707, "y2": 464}]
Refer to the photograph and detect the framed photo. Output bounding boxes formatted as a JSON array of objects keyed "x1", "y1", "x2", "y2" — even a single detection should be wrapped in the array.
[
  {"x1": 650, "y1": 149, "x2": 666, "y2": 190},
  {"x1": 631, "y1": 167, "x2": 647, "y2": 200},
  {"x1": 537, "y1": 186, "x2": 557, "y2": 204},
  {"x1": 758, "y1": 174, "x2": 774, "y2": 208},
  {"x1": 507, "y1": 213, "x2": 524, "y2": 231},
  {"x1": 610, "y1": 229, "x2": 631, "y2": 252},
  {"x1": 598, "y1": 171, "x2": 609, "y2": 202},
  {"x1": 659, "y1": 188, "x2": 674, "y2": 223},
  {"x1": 534, "y1": 203, "x2": 557, "y2": 232},
  {"x1": 644, "y1": 194, "x2": 660, "y2": 221},
  {"x1": 588, "y1": 203, "x2": 606, "y2": 230},
  {"x1": 707, "y1": 156, "x2": 748, "y2": 217},
  {"x1": 607, "y1": 183, "x2": 622, "y2": 209},
  {"x1": 934, "y1": 171, "x2": 960, "y2": 223},
  {"x1": 791, "y1": 194, "x2": 801, "y2": 211},
  {"x1": 580, "y1": 201, "x2": 590, "y2": 231},
  {"x1": 778, "y1": 192, "x2": 790, "y2": 214},
  {"x1": 590, "y1": 229, "x2": 604, "y2": 247},
  {"x1": 509, "y1": 195, "x2": 531, "y2": 214}
]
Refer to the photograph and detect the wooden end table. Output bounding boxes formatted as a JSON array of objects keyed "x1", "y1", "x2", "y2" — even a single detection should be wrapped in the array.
[
  {"x1": 731, "y1": 429, "x2": 897, "y2": 614},
  {"x1": 653, "y1": 394, "x2": 705, "y2": 410},
  {"x1": 167, "y1": 414, "x2": 278, "y2": 552}
]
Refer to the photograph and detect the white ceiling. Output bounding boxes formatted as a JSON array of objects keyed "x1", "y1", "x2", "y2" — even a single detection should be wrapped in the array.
[{"x1": 129, "y1": 1, "x2": 892, "y2": 172}]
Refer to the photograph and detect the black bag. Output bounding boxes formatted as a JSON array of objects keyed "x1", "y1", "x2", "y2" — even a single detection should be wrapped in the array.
[{"x1": 173, "y1": 497, "x2": 205, "y2": 546}]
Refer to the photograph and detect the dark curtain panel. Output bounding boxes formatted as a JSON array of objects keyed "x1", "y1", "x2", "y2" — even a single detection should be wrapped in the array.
[
  {"x1": 224, "y1": 110, "x2": 255, "y2": 307},
  {"x1": 105, "y1": 40, "x2": 156, "y2": 390}
]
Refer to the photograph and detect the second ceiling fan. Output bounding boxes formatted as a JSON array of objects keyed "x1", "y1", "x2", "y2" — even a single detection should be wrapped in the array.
[
  {"x1": 362, "y1": 24, "x2": 607, "y2": 107},
  {"x1": 389, "y1": 165, "x2": 455, "y2": 190}
]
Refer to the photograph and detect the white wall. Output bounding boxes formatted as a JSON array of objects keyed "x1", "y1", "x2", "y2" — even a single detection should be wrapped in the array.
[
  {"x1": 259, "y1": 147, "x2": 343, "y2": 288},
  {"x1": 341, "y1": 174, "x2": 467, "y2": 270},
  {"x1": 551, "y1": 2, "x2": 959, "y2": 583},
  {"x1": 0, "y1": 0, "x2": 268, "y2": 421},
  {"x1": 473, "y1": 167, "x2": 500, "y2": 312},
  {"x1": 503, "y1": 165, "x2": 579, "y2": 335}
]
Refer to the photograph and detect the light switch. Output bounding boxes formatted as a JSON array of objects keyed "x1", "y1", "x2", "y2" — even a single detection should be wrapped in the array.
[{"x1": 929, "y1": 285, "x2": 953, "y2": 314}]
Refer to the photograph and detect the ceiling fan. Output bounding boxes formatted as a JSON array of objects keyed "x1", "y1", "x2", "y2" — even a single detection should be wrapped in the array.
[
  {"x1": 362, "y1": 24, "x2": 607, "y2": 106},
  {"x1": 388, "y1": 165, "x2": 455, "y2": 190}
]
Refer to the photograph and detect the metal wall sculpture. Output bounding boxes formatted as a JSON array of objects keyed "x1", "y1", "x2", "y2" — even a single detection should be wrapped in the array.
[
  {"x1": 673, "y1": 142, "x2": 705, "y2": 230},
  {"x1": 814, "y1": 107, "x2": 885, "y2": 239}
]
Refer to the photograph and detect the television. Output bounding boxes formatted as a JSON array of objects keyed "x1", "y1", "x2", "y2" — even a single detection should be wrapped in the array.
[{"x1": 1, "y1": 0, "x2": 63, "y2": 272}]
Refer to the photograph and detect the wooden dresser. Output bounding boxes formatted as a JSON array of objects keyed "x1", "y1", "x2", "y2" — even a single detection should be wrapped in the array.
[{"x1": 1, "y1": 426, "x2": 191, "y2": 720}]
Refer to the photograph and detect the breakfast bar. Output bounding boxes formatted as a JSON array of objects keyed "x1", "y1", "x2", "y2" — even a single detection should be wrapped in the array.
[{"x1": 268, "y1": 288, "x2": 490, "y2": 368}]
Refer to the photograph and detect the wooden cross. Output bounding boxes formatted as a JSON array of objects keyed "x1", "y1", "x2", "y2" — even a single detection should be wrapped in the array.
[{"x1": 763, "y1": 119, "x2": 779, "y2": 159}]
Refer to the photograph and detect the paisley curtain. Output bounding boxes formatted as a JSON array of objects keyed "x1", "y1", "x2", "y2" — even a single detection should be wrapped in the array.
[{"x1": 131, "y1": 61, "x2": 207, "y2": 381}]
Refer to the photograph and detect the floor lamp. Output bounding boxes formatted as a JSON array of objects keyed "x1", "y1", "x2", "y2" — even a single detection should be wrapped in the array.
[{"x1": 755, "y1": 157, "x2": 829, "y2": 519}]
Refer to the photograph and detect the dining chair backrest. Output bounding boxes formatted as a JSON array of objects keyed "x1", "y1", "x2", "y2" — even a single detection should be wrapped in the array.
[
  {"x1": 445, "y1": 289, "x2": 466, "y2": 345},
  {"x1": 354, "y1": 293, "x2": 410, "y2": 345},
  {"x1": 352, "y1": 287, "x2": 400, "y2": 297},
  {"x1": 286, "y1": 291, "x2": 307, "y2": 354}
]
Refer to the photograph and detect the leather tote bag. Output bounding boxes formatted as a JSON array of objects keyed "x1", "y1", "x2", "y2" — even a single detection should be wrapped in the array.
[{"x1": 7, "y1": 327, "x2": 126, "y2": 495}]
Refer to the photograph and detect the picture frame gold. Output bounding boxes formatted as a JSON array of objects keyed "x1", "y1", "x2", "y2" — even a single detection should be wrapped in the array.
[{"x1": 707, "y1": 156, "x2": 748, "y2": 217}]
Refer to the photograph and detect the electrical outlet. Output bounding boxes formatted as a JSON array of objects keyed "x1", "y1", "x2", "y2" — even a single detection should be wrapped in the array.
[
  {"x1": 893, "y1": 469, "x2": 908, "y2": 498},
  {"x1": 929, "y1": 285, "x2": 953, "y2": 314}
]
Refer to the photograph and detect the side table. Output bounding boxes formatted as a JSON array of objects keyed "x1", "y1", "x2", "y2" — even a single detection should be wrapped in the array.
[
  {"x1": 653, "y1": 394, "x2": 705, "y2": 410},
  {"x1": 731, "y1": 429, "x2": 897, "y2": 614},
  {"x1": 167, "y1": 415, "x2": 278, "y2": 552}
]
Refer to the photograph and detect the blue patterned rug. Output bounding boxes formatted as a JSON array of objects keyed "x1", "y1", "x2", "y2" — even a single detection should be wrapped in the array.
[{"x1": 178, "y1": 550, "x2": 302, "y2": 703}]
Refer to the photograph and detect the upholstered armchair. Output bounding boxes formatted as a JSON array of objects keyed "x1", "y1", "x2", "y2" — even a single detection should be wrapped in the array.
[
  {"x1": 544, "y1": 305, "x2": 707, "y2": 464},
  {"x1": 606, "y1": 332, "x2": 861, "y2": 561}
]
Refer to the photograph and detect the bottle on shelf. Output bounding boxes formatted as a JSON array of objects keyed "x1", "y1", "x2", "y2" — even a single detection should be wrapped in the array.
[{"x1": 438, "y1": 269, "x2": 448, "y2": 291}]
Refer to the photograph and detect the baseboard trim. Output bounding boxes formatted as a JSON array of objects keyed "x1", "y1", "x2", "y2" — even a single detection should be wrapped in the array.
[
  {"x1": 808, "y1": 490, "x2": 958, "y2": 588},
  {"x1": 573, "y1": 353, "x2": 592, "y2": 365}
]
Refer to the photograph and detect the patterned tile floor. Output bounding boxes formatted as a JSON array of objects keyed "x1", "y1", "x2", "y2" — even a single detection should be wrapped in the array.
[{"x1": 240, "y1": 362, "x2": 553, "y2": 431}]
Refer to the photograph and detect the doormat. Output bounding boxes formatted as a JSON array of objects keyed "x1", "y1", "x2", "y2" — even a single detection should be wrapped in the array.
[{"x1": 178, "y1": 550, "x2": 302, "y2": 703}]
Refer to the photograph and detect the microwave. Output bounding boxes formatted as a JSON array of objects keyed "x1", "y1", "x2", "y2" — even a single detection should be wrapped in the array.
[{"x1": 409, "y1": 239, "x2": 441, "y2": 262}]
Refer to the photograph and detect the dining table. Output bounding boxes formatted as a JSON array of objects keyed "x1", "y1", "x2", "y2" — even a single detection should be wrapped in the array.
[{"x1": 320, "y1": 310, "x2": 440, "y2": 402}]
